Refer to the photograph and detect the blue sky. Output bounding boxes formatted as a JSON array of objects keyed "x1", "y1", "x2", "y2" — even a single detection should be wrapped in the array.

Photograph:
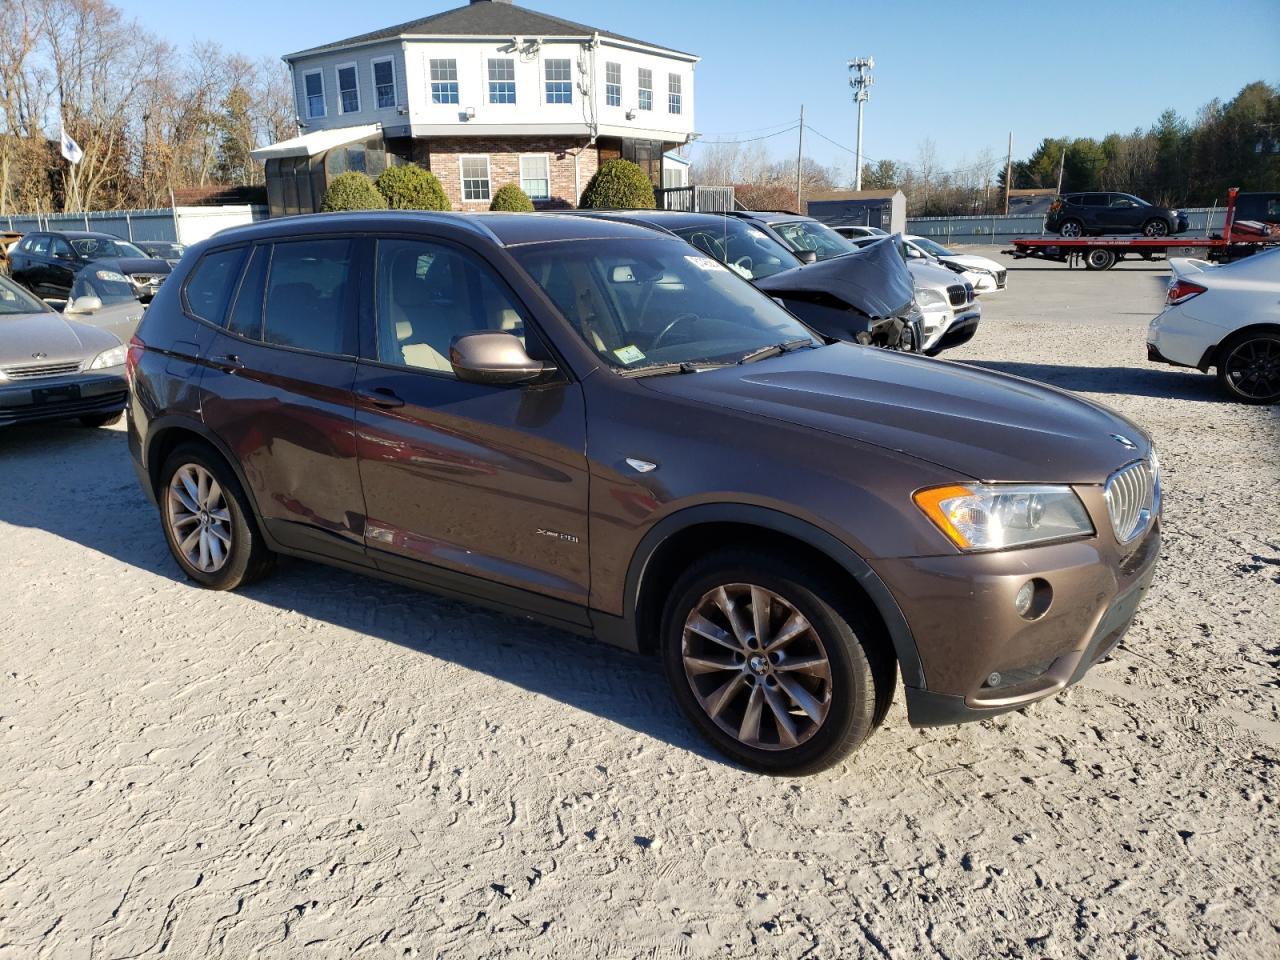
[{"x1": 124, "y1": 0, "x2": 1279, "y2": 177}]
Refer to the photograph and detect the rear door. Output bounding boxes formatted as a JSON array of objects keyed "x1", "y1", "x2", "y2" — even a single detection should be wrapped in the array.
[
  {"x1": 352, "y1": 234, "x2": 591, "y2": 619},
  {"x1": 1080, "y1": 194, "x2": 1108, "y2": 230},
  {"x1": 12, "y1": 235, "x2": 49, "y2": 294},
  {"x1": 198, "y1": 236, "x2": 367, "y2": 563},
  {"x1": 47, "y1": 236, "x2": 79, "y2": 297}
]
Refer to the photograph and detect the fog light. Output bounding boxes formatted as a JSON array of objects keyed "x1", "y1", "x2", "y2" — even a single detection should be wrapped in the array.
[
  {"x1": 986, "y1": 671, "x2": 1002, "y2": 688},
  {"x1": 1014, "y1": 580, "x2": 1035, "y2": 617}
]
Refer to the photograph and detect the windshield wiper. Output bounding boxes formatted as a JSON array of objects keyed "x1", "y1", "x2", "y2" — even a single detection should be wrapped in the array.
[
  {"x1": 738, "y1": 337, "x2": 817, "y2": 365},
  {"x1": 620, "y1": 361, "x2": 725, "y2": 379}
]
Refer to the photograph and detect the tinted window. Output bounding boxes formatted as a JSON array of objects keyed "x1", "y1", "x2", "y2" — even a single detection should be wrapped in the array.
[
  {"x1": 184, "y1": 247, "x2": 248, "y2": 323},
  {"x1": 672, "y1": 220, "x2": 796, "y2": 280},
  {"x1": 50, "y1": 237, "x2": 73, "y2": 258},
  {"x1": 1082, "y1": 195, "x2": 1107, "y2": 207},
  {"x1": 769, "y1": 220, "x2": 858, "y2": 261},
  {"x1": 226, "y1": 246, "x2": 269, "y2": 339},
  {"x1": 262, "y1": 238, "x2": 356, "y2": 355},
  {"x1": 28, "y1": 236, "x2": 49, "y2": 255},
  {"x1": 374, "y1": 239, "x2": 526, "y2": 374},
  {"x1": 70, "y1": 237, "x2": 146, "y2": 259}
]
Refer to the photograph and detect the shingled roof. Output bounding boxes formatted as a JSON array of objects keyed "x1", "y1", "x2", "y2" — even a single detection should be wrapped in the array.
[{"x1": 286, "y1": 0, "x2": 697, "y2": 60}]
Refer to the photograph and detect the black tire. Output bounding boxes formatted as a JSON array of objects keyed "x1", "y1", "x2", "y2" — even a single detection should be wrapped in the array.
[
  {"x1": 158, "y1": 442, "x2": 275, "y2": 589},
  {"x1": 1142, "y1": 218, "x2": 1170, "y2": 238},
  {"x1": 1058, "y1": 219, "x2": 1084, "y2": 239},
  {"x1": 1084, "y1": 248, "x2": 1117, "y2": 271},
  {"x1": 79, "y1": 412, "x2": 122, "y2": 428},
  {"x1": 1216, "y1": 330, "x2": 1280, "y2": 405},
  {"x1": 660, "y1": 548, "x2": 895, "y2": 775}
]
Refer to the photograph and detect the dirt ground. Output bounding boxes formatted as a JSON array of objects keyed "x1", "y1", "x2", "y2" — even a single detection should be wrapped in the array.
[{"x1": 2, "y1": 250, "x2": 1278, "y2": 960}]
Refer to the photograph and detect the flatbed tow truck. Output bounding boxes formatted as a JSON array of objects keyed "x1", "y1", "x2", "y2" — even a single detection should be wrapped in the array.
[{"x1": 1003, "y1": 188, "x2": 1277, "y2": 270}]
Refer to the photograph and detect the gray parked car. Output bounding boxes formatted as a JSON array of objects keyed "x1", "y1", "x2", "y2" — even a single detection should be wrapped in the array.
[{"x1": 0, "y1": 273, "x2": 128, "y2": 428}]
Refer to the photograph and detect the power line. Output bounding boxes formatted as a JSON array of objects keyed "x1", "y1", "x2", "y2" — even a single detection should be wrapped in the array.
[
  {"x1": 698, "y1": 117, "x2": 801, "y2": 139},
  {"x1": 696, "y1": 124, "x2": 801, "y2": 145}
]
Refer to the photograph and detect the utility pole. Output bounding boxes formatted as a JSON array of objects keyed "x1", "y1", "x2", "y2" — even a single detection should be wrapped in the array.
[
  {"x1": 1003, "y1": 131, "x2": 1013, "y2": 215},
  {"x1": 848, "y1": 57, "x2": 874, "y2": 191},
  {"x1": 795, "y1": 105, "x2": 805, "y2": 214}
]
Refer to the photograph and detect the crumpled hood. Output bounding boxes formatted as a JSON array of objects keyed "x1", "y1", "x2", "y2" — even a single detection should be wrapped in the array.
[
  {"x1": 640, "y1": 343, "x2": 1151, "y2": 484},
  {"x1": 756, "y1": 236, "x2": 915, "y2": 320},
  {"x1": 0, "y1": 311, "x2": 120, "y2": 366}
]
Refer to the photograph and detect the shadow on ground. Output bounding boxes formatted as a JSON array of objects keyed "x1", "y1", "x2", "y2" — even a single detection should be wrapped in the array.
[
  {"x1": 1, "y1": 423, "x2": 716, "y2": 763},
  {"x1": 962, "y1": 360, "x2": 1227, "y2": 402}
]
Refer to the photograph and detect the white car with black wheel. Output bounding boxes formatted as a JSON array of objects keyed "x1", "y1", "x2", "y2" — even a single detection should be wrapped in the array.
[
  {"x1": 1147, "y1": 248, "x2": 1280, "y2": 404},
  {"x1": 904, "y1": 236, "x2": 1007, "y2": 293}
]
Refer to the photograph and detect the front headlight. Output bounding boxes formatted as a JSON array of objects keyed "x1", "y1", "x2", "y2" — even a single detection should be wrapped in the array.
[
  {"x1": 95, "y1": 270, "x2": 129, "y2": 283},
  {"x1": 916, "y1": 288, "x2": 947, "y2": 309},
  {"x1": 88, "y1": 344, "x2": 128, "y2": 370},
  {"x1": 913, "y1": 483, "x2": 1094, "y2": 551}
]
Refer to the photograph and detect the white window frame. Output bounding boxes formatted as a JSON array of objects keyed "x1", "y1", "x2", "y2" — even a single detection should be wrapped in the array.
[
  {"x1": 336, "y1": 62, "x2": 360, "y2": 115},
  {"x1": 668, "y1": 73, "x2": 682, "y2": 115},
  {"x1": 605, "y1": 61, "x2": 622, "y2": 108},
  {"x1": 637, "y1": 67, "x2": 652, "y2": 111},
  {"x1": 302, "y1": 68, "x2": 326, "y2": 119},
  {"x1": 430, "y1": 58, "x2": 459, "y2": 105},
  {"x1": 371, "y1": 56, "x2": 397, "y2": 109},
  {"x1": 544, "y1": 58, "x2": 572, "y2": 105},
  {"x1": 519, "y1": 154, "x2": 551, "y2": 201},
  {"x1": 487, "y1": 57, "x2": 516, "y2": 104},
  {"x1": 459, "y1": 155, "x2": 491, "y2": 202}
]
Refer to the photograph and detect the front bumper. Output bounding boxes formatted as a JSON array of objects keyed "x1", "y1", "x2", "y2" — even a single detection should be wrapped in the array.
[
  {"x1": 0, "y1": 371, "x2": 127, "y2": 426},
  {"x1": 873, "y1": 489, "x2": 1161, "y2": 727}
]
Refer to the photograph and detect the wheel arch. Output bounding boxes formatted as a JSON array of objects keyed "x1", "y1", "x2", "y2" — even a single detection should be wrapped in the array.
[
  {"x1": 1210, "y1": 322, "x2": 1280, "y2": 370},
  {"x1": 623, "y1": 503, "x2": 925, "y2": 689}
]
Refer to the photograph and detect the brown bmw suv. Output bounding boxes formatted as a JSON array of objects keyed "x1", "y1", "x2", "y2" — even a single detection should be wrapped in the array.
[{"x1": 126, "y1": 212, "x2": 1161, "y2": 774}]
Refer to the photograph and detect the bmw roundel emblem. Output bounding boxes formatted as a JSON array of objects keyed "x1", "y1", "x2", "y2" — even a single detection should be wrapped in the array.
[
  {"x1": 1111, "y1": 434, "x2": 1137, "y2": 449},
  {"x1": 31, "y1": 351, "x2": 47, "y2": 360}
]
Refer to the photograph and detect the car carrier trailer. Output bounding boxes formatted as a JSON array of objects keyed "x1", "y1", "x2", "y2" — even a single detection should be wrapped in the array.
[{"x1": 1003, "y1": 188, "x2": 1277, "y2": 270}]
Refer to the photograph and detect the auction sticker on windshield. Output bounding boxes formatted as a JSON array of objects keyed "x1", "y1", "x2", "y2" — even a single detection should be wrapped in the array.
[
  {"x1": 686, "y1": 255, "x2": 728, "y2": 272},
  {"x1": 614, "y1": 344, "x2": 646, "y2": 365}
]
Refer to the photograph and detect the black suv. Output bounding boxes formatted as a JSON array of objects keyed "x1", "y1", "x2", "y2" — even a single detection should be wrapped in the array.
[
  {"x1": 1044, "y1": 193, "x2": 1187, "y2": 238},
  {"x1": 8, "y1": 230, "x2": 172, "y2": 301}
]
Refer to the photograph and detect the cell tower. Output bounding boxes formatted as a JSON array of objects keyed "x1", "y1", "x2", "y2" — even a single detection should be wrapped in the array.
[{"x1": 848, "y1": 57, "x2": 875, "y2": 191}]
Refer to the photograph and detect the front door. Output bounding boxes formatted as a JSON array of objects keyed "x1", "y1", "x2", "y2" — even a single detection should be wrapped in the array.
[
  {"x1": 198, "y1": 237, "x2": 367, "y2": 561},
  {"x1": 352, "y1": 236, "x2": 591, "y2": 620}
]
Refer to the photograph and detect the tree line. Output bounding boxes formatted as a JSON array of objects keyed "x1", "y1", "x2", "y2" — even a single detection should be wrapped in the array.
[
  {"x1": 691, "y1": 82, "x2": 1278, "y2": 217},
  {"x1": 0, "y1": 0, "x2": 294, "y2": 215}
]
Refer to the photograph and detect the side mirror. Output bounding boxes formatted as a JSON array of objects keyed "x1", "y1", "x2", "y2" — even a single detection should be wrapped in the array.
[
  {"x1": 450, "y1": 331, "x2": 555, "y2": 385},
  {"x1": 66, "y1": 295, "x2": 102, "y2": 315},
  {"x1": 796, "y1": 250, "x2": 818, "y2": 265}
]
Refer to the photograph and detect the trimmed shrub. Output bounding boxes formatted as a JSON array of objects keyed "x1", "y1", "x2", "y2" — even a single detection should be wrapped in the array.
[
  {"x1": 578, "y1": 158, "x2": 655, "y2": 209},
  {"x1": 489, "y1": 183, "x2": 535, "y2": 212},
  {"x1": 375, "y1": 164, "x2": 450, "y2": 210},
  {"x1": 320, "y1": 172, "x2": 387, "y2": 212}
]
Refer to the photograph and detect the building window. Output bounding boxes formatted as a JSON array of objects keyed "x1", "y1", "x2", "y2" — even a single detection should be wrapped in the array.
[
  {"x1": 545, "y1": 58, "x2": 572, "y2": 104},
  {"x1": 520, "y1": 155, "x2": 550, "y2": 200},
  {"x1": 488, "y1": 58, "x2": 515, "y2": 104},
  {"x1": 303, "y1": 70, "x2": 325, "y2": 118},
  {"x1": 605, "y1": 62, "x2": 621, "y2": 107},
  {"x1": 460, "y1": 156, "x2": 491, "y2": 201},
  {"x1": 337, "y1": 63, "x2": 359, "y2": 114},
  {"x1": 430, "y1": 59, "x2": 459, "y2": 104},
  {"x1": 668, "y1": 73, "x2": 682, "y2": 115},
  {"x1": 372, "y1": 58, "x2": 396, "y2": 109},
  {"x1": 637, "y1": 68, "x2": 652, "y2": 111}
]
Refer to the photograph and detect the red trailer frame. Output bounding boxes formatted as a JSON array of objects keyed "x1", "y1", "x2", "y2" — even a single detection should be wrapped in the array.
[{"x1": 1003, "y1": 189, "x2": 1277, "y2": 270}]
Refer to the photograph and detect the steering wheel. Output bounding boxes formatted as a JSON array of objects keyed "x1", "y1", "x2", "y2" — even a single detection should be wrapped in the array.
[
  {"x1": 733, "y1": 255, "x2": 754, "y2": 273},
  {"x1": 651, "y1": 313, "x2": 700, "y2": 350}
]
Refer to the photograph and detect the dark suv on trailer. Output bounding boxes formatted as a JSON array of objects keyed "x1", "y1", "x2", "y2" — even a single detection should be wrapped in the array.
[
  {"x1": 1045, "y1": 192, "x2": 1188, "y2": 238},
  {"x1": 127, "y1": 212, "x2": 1162, "y2": 774}
]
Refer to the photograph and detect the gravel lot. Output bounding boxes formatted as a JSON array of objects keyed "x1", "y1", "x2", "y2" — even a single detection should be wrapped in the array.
[{"x1": 2, "y1": 250, "x2": 1278, "y2": 959}]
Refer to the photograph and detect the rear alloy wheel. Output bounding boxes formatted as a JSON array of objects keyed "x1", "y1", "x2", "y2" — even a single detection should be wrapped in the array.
[
  {"x1": 1084, "y1": 248, "x2": 1117, "y2": 271},
  {"x1": 661, "y1": 551, "x2": 893, "y2": 774},
  {"x1": 1058, "y1": 219, "x2": 1084, "y2": 238},
  {"x1": 159, "y1": 443, "x2": 274, "y2": 589},
  {"x1": 1217, "y1": 331, "x2": 1280, "y2": 405},
  {"x1": 1143, "y1": 218, "x2": 1170, "y2": 238}
]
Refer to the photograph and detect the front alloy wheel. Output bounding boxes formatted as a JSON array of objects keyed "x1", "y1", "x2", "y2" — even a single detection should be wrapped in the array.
[
  {"x1": 1143, "y1": 218, "x2": 1170, "y2": 238},
  {"x1": 1059, "y1": 219, "x2": 1083, "y2": 238},
  {"x1": 1219, "y1": 332, "x2": 1280, "y2": 404}
]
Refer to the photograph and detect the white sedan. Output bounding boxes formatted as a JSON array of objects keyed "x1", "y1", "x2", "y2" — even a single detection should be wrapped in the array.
[
  {"x1": 1146, "y1": 248, "x2": 1280, "y2": 404},
  {"x1": 903, "y1": 235, "x2": 1007, "y2": 292}
]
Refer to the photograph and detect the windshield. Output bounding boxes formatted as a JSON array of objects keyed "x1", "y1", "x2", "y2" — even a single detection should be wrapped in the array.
[
  {"x1": 71, "y1": 268, "x2": 139, "y2": 306},
  {"x1": 71, "y1": 237, "x2": 147, "y2": 260},
  {"x1": 912, "y1": 237, "x2": 954, "y2": 258},
  {"x1": 143, "y1": 242, "x2": 185, "y2": 259},
  {"x1": 672, "y1": 219, "x2": 797, "y2": 281},
  {"x1": 769, "y1": 220, "x2": 859, "y2": 261},
  {"x1": 512, "y1": 237, "x2": 819, "y2": 371},
  {"x1": 0, "y1": 274, "x2": 49, "y2": 315}
]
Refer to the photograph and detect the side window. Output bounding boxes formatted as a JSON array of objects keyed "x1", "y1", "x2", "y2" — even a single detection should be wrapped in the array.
[
  {"x1": 226, "y1": 246, "x2": 269, "y2": 339},
  {"x1": 373, "y1": 238, "x2": 526, "y2": 375},
  {"x1": 29, "y1": 236, "x2": 50, "y2": 255},
  {"x1": 184, "y1": 247, "x2": 248, "y2": 324},
  {"x1": 50, "y1": 237, "x2": 73, "y2": 259},
  {"x1": 262, "y1": 238, "x2": 356, "y2": 355},
  {"x1": 1082, "y1": 194, "x2": 1107, "y2": 207}
]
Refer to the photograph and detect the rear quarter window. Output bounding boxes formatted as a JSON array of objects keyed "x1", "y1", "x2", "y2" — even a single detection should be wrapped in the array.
[{"x1": 184, "y1": 247, "x2": 248, "y2": 324}]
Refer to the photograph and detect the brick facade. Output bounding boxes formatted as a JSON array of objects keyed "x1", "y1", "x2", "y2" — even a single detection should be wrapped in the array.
[{"x1": 424, "y1": 137, "x2": 600, "y2": 211}]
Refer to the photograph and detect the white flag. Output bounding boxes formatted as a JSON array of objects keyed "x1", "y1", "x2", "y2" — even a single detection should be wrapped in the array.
[{"x1": 59, "y1": 125, "x2": 83, "y2": 165}]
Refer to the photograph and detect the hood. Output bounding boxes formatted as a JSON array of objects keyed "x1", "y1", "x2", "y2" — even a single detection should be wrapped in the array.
[
  {"x1": 756, "y1": 237, "x2": 914, "y2": 319},
  {"x1": 92, "y1": 256, "x2": 172, "y2": 276},
  {"x1": 906, "y1": 259, "x2": 964, "y2": 289},
  {"x1": 942, "y1": 253, "x2": 1002, "y2": 273},
  {"x1": 0, "y1": 311, "x2": 121, "y2": 366},
  {"x1": 638, "y1": 343, "x2": 1150, "y2": 484}
]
